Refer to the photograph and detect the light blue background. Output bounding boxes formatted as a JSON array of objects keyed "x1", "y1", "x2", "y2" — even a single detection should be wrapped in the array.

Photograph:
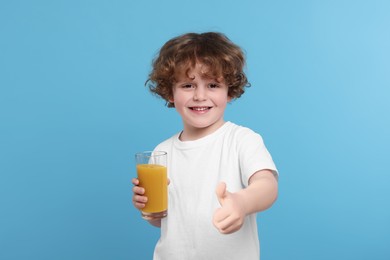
[{"x1": 1, "y1": 0, "x2": 389, "y2": 259}]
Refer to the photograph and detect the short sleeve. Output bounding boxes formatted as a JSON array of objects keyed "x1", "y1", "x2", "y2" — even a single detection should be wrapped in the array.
[{"x1": 237, "y1": 128, "x2": 278, "y2": 186}]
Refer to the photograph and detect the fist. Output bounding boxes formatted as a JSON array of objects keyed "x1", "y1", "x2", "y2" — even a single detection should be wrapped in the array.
[{"x1": 212, "y1": 182, "x2": 246, "y2": 234}]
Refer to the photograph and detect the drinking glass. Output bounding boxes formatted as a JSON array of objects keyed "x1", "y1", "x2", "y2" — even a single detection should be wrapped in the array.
[{"x1": 135, "y1": 151, "x2": 168, "y2": 220}]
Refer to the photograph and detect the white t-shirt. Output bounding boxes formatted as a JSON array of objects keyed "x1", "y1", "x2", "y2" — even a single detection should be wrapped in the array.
[{"x1": 153, "y1": 121, "x2": 277, "y2": 260}]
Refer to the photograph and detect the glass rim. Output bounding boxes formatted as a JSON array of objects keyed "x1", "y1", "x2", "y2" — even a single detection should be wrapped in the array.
[{"x1": 135, "y1": 151, "x2": 167, "y2": 158}]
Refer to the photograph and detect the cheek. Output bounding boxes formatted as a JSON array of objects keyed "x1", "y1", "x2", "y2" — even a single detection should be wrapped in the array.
[
  {"x1": 216, "y1": 92, "x2": 230, "y2": 104},
  {"x1": 170, "y1": 92, "x2": 186, "y2": 107}
]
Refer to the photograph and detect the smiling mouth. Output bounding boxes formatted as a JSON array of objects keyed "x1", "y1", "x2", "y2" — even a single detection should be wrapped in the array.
[{"x1": 189, "y1": 106, "x2": 212, "y2": 111}]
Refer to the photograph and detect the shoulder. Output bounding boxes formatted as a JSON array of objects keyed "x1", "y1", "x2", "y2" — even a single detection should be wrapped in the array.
[
  {"x1": 154, "y1": 132, "x2": 179, "y2": 151},
  {"x1": 223, "y1": 122, "x2": 267, "y2": 154},
  {"x1": 225, "y1": 122, "x2": 263, "y2": 142}
]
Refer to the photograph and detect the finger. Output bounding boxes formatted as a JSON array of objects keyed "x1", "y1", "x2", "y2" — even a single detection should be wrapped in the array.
[
  {"x1": 215, "y1": 182, "x2": 227, "y2": 206},
  {"x1": 133, "y1": 194, "x2": 147, "y2": 210},
  {"x1": 132, "y1": 186, "x2": 145, "y2": 195},
  {"x1": 215, "y1": 215, "x2": 239, "y2": 234},
  {"x1": 213, "y1": 208, "x2": 229, "y2": 224},
  {"x1": 167, "y1": 178, "x2": 171, "y2": 185},
  {"x1": 133, "y1": 194, "x2": 148, "y2": 204},
  {"x1": 213, "y1": 208, "x2": 224, "y2": 230},
  {"x1": 133, "y1": 200, "x2": 146, "y2": 209},
  {"x1": 132, "y1": 178, "x2": 139, "y2": 185},
  {"x1": 217, "y1": 215, "x2": 235, "y2": 231}
]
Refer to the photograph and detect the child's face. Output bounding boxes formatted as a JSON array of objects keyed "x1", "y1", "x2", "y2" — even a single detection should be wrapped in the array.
[{"x1": 170, "y1": 63, "x2": 231, "y2": 137}]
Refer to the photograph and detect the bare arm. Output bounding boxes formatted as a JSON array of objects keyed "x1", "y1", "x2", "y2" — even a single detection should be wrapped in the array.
[
  {"x1": 213, "y1": 169, "x2": 278, "y2": 234},
  {"x1": 238, "y1": 169, "x2": 278, "y2": 214}
]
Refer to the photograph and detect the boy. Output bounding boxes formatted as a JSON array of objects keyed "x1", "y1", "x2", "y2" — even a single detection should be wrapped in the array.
[{"x1": 132, "y1": 32, "x2": 278, "y2": 260}]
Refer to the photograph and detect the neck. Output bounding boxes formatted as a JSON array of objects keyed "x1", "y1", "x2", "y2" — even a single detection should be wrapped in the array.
[{"x1": 179, "y1": 120, "x2": 226, "y2": 141}]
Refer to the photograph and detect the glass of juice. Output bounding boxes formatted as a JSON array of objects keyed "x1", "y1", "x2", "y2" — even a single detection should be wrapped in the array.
[{"x1": 135, "y1": 151, "x2": 168, "y2": 220}]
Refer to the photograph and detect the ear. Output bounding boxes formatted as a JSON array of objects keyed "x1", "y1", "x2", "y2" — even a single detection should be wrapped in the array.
[
  {"x1": 227, "y1": 95, "x2": 233, "y2": 102},
  {"x1": 168, "y1": 88, "x2": 175, "y2": 103}
]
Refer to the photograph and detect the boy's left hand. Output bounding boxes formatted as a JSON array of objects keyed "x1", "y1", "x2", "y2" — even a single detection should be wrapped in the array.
[{"x1": 213, "y1": 182, "x2": 246, "y2": 234}]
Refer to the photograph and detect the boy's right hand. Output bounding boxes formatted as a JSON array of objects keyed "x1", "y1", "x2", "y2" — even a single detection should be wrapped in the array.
[{"x1": 132, "y1": 178, "x2": 147, "y2": 210}]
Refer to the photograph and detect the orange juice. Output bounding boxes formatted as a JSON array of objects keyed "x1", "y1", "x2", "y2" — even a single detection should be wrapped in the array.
[{"x1": 136, "y1": 164, "x2": 168, "y2": 213}]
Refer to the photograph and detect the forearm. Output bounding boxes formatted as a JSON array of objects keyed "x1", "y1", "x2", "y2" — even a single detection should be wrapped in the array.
[{"x1": 237, "y1": 170, "x2": 278, "y2": 215}]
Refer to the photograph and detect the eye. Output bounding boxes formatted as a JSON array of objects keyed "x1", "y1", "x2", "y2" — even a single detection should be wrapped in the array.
[
  {"x1": 181, "y1": 84, "x2": 194, "y2": 89},
  {"x1": 208, "y1": 83, "x2": 220, "y2": 89}
]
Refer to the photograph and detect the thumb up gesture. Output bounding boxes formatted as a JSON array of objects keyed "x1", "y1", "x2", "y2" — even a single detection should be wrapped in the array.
[{"x1": 212, "y1": 182, "x2": 246, "y2": 234}]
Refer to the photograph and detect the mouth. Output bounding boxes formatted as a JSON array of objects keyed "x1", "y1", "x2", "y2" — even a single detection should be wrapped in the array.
[{"x1": 189, "y1": 106, "x2": 212, "y2": 112}]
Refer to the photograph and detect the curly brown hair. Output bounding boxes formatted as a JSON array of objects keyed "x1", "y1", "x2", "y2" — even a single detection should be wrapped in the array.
[{"x1": 146, "y1": 32, "x2": 250, "y2": 107}]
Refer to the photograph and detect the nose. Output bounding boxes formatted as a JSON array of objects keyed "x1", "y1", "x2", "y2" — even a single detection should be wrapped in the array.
[{"x1": 193, "y1": 86, "x2": 207, "y2": 101}]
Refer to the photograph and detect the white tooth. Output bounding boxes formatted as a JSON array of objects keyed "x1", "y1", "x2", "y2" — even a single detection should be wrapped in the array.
[{"x1": 193, "y1": 107, "x2": 207, "y2": 111}]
